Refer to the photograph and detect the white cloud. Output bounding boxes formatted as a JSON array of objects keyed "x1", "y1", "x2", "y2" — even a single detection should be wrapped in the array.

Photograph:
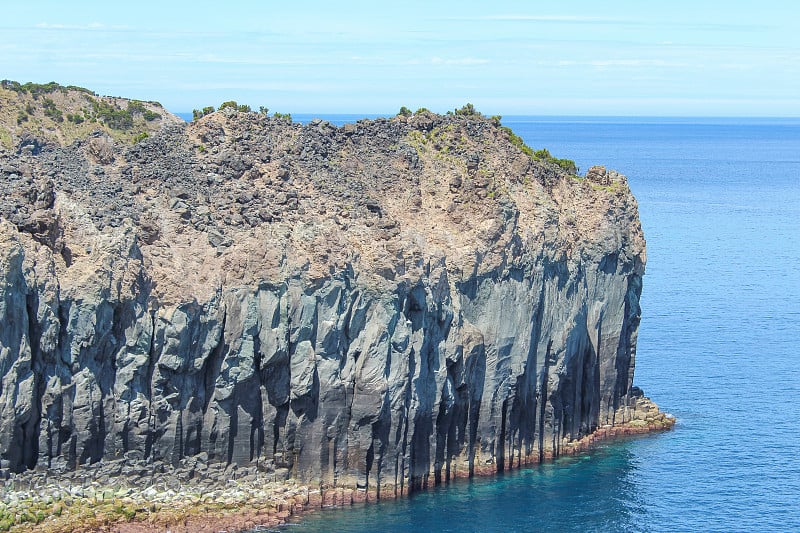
[
  {"x1": 591, "y1": 59, "x2": 668, "y2": 67},
  {"x1": 533, "y1": 59, "x2": 687, "y2": 69},
  {"x1": 34, "y1": 22, "x2": 125, "y2": 31},
  {"x1": 479, "y1": 14, "x2": 610, "y2": 22},
  {"x1": 173, "y1": 81, "x2": 344, "y2": 92},
  {"x1": 431, "y1": 57, "x2": 489, "y2": 65}
]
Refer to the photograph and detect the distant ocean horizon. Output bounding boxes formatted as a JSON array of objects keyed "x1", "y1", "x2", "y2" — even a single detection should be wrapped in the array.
[
  {"x1": 175, "y1": 111, "x2": 800, "y2": 126},
  {"x1": 194, "y1": 114, "x2": 799, "y2": 532}
]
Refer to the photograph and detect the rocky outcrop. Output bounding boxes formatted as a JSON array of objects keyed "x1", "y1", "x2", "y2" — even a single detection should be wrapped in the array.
[{"x1": 0, "y1": 94, "x2": 664, "y2": 499}]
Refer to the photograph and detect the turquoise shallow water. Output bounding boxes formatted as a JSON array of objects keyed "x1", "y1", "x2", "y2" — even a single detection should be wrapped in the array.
[{"x1": 248, "y1": 116, "x2": 800, "y2": 532}]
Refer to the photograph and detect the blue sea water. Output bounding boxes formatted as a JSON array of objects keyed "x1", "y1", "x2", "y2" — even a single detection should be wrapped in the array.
[{"x1": 231, "y1": 115, "x2": 800, "y2": 532}]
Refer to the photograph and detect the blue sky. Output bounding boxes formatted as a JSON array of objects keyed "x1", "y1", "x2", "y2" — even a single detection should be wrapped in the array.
[{"x1": 1, "y1": 1, "x2": 798, "y2": 115}]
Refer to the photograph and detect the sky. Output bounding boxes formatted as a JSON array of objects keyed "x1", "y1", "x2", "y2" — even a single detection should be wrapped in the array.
[{"x1": 1, "y1": 0, "x2": 799, "y2": 116}]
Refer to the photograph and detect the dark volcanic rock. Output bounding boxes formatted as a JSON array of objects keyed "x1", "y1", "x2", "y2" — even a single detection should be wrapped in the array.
[{"x1": 0, "y1": 92, "x2": 660, "y2": 498}]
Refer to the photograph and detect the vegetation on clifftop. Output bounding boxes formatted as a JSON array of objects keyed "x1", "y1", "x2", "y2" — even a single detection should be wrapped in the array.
[
  {"x1": 495, "y1": 124, "x2": 578, "y2": 175},
  {"x1": 449, "y1": 103, "x2": 578, "y2": 174},
  {"x1": 0, "y1": 80, "x2": 96, "y2": 97},
  {"x1": 193, "y1": 101, "x2": 278, "y2": 121},
  {"x1": 1, "y1": 81, "x2": 576, "y2": 176},
  {"x1": 390, "y1": 102, "x2": 579, "y2": 175},
  {"x1": 0, "y1": 80, "x2": 177, "y2": 148}
]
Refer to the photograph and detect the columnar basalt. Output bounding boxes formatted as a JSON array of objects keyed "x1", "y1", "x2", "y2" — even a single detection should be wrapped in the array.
[{"x1": 0, "y1": 87, "x2": 670, "y2": 500}]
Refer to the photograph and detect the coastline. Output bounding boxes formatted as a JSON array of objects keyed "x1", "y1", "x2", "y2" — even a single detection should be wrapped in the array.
[
  {"x1": 1, "y1": 397, "x2": 674, "y2": 533},
  {"x1": 0, "y1": 89, "x2": 657, "y2": 532}
]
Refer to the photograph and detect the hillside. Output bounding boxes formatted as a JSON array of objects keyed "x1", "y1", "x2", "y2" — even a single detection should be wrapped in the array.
[{"x1": 0, "y1": 80, "x2": 181, "y2": 149}]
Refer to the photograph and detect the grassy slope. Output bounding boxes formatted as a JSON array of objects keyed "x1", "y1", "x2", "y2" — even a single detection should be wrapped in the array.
[{"x1": 0, "y1": 81, "x2": 182, "y2": 150}]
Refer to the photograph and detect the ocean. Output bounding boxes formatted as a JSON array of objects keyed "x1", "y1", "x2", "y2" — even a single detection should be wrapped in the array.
[{"x1": 233, "y1": 115, "x2": 800, "y2": 532}]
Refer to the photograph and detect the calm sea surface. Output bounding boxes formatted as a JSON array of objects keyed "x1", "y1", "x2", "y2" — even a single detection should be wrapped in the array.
[{"x1": 239, "y1": 115, "x2": 800, "y2": 532}]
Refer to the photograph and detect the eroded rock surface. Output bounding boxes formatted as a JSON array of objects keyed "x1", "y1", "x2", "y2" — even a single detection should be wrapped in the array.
[{"x1": 0, "y1": 95, "x2": 656, "y2": 496}]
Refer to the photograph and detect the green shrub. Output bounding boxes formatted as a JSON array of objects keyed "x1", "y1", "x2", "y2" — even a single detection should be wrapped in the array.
[
  {"x1": 127, "y1": 101, "x2": 160, "y2": 121},
  {"x1": 500, "y1": 126, "x2": 534, "y2": 157},
  {"x1": 133, "y1": 131, "x2": 149, "y2": 143},
  {"x1": 0, "y1": 79, "x2": 20, "y2": 91},
  {"x1": 273, "y1": 112, "x2": 292, "y2": 121},
  {"x1": 127, "y1": 100, "x2": 147, "y2": 114},
  {"x1": 454, "y1": 103, "x2": 482, "y2": 117},
  {"x1": 259, "y1": 105, "x2": 269, "y2": 115},
  {"x1": 217, "y1": 100, "x2": 252, "y2": 113},
  {"x1": 498, "y1": 124, "x2": 578, "y2": 173},
  {"x1": 553, "y1": 158, "x2": 578, "y2": 174},
  {"x1": 114, "y1": 504, "x2": 136, "y2": 520},
  {"x1": 218, "y1": 100, "x2": 239, "y2": 111},
  {"x1": 532, "y1": 147, "x2": 577, "y2": 173},
  {"x1": 414, "y1": 107, "x2": 430, "y2": 115},
  {"x1": 193, "y1": 106, "x2": 216, "y2": 120},
  {"x1": 66, "y1": 112, "x2": 85, "y2": 124},
  {"x1": 89, "y1": 98, "x2": 134, "y2": 129},
  {"x1": 105, "y1": 109, "x2": 132, "y2": 128},
  {"x1": 42, "y1": 97, "x2": 64, "y2": 122},
  {"x1": 398, "y1": 106, "x2": 412, "y2": 117}
]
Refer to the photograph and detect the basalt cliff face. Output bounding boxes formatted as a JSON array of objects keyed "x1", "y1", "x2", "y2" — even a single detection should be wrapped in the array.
[{"x1": 0, "y1": 86, "x2": 662, "y2": 497}]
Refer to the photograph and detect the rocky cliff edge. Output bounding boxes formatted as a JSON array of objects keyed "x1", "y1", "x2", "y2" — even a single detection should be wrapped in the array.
[{"x1": 0, "y1": 86, "x2": 671, "y2": 500}]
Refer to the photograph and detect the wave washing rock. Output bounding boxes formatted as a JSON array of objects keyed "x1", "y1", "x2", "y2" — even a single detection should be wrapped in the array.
[{"x1": 0, "y1": 88, "x2": 670, "y2": 500}]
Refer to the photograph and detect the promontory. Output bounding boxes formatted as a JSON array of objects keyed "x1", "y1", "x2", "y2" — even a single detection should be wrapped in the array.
[{"x1": 0, "y1": 82, "x2": 672, "y2": 532}]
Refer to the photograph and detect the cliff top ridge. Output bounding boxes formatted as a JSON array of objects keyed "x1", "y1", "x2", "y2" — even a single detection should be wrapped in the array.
[{"x1": 0, "y1": 82, "x2": 642, "y2": 304}]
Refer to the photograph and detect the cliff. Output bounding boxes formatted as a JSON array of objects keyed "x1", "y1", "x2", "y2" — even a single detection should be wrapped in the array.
[{"x1": 0, "y1": 85, "x2": 668, "y2": 500}]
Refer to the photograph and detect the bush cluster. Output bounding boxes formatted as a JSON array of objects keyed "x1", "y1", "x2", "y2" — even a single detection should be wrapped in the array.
[
  {"x1": 193, "y1": 106, "x2": 216, "y2": 120},
  {"x1": 82, "y1": 99, "x2": 161, "y2": 130},
  {"x1": 1, "y1": 79, "x2": 95, "y2": 97},
  {"x1": 127, "y1": 100, "x2": 161, "y2": 121},
  {"x1": 498, "y1": 126, "x2": 577, "y2": 174},
  {"x1": 2, "y1": 80, "x2": 163, "y2": 134},
  {"x1": 91, "y1": 99, "x2": 133, "y2": 129},
  {"x1": 193, "y1": 102, "x2": 274, "y2": 121},
  {"x1": 42, "y1": 97, "x2": 63, "y2": 122},
  {"x1": 218, "y1": 100, "x2": 251, "y2": 113},
  {"x1": 453, "y1": 103, "x2": 483, "y2": 117}
]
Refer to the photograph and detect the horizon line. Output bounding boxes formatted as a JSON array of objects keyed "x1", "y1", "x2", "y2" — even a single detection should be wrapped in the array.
[{"x1": 170, "y1": 110, "x2": 800, "y2": 120}]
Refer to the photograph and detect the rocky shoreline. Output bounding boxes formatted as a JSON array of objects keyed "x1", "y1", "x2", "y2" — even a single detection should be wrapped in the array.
[{"x1": 0, "y1": 395, "x2": 673, "y2": 533}]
